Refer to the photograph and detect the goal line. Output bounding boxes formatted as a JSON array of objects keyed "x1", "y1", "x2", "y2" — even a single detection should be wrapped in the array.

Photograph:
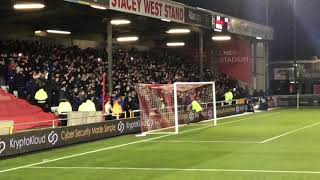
[{"x1": 26, "y1": 166, "x2": 320, "y2": 174}]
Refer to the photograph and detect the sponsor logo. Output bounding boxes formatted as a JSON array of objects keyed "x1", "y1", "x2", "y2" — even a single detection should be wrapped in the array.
[
  {"x1": 188, "y1": 9, "x2": 201, "y2": 22},
  {"x1": 48, "y1": 131, "x2": 58, "y2": 145},
  {"x1": 10, "y1": 135, "x2": 46, "y2": 150},
  {"x1": 126, "y1": 120, "x2": 141, "y2": 130},
  {"x1": 277, "y1": 100, "x2": 289, "y2": 106},
  {"x1": 0, "y1": 140, "x2": 5, "y2": 154},
  {"x1": 300, "y1": 101, "x2": 309, "y2": 105},
  {"x1": 207, "y1": 109, "x2": 213, "y2": 118},
  {"x1": 236, "y1": 105, "x2": 240, "y2": 113},
  {"x1": 117, "y1": 121, "x2": 125, "y2": 133},
  {"x1": 188, "y1": 112, "x2": 195, "y2": 121},
  {"x1": 146, "y1": 118, "x2": 154, "y2": 129}
]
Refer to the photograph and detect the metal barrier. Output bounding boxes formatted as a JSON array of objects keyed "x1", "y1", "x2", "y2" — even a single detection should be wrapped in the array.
[
  {"x1": 4, "y1": 98, "x2": 248, "y2": 134},
  {"x1": 112, "y1": 112, "x2": 127, "y2": 119}
]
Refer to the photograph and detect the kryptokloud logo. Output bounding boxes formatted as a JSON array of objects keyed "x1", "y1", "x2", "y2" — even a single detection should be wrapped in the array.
[
  {"x1": 0, "y1": 139, "x2": 5, "y2": 154},
  {"x1": 48, "y1": 131, "x2": 58, "y2": 145},
  {"x1": 118, "y1": 121, "x2": 125, "y2": 133}
]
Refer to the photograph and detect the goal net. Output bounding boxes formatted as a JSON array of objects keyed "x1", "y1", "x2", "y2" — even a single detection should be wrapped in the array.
[{"x1": 135, "y1": 82, "x2": 217, "y2": 135}]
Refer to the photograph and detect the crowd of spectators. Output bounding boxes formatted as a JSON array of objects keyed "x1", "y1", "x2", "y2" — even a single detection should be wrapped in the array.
[{"x1": 0, "y1": 40, "x2": 248, "y2": 112}]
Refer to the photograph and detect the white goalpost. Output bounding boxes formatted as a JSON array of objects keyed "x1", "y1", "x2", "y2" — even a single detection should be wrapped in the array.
[{"x1": 135, "y1": 82, "x2": 217, "y2": 136}]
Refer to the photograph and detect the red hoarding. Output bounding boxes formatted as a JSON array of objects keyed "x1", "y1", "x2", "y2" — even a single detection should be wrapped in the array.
[{"x1": 214, "y1": 39, "x2": 252, "y2": 84}]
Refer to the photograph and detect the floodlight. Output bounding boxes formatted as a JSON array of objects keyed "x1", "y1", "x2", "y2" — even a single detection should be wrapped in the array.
[
  {"x1": 46, "y1": 30, "x2": 71, "y2": 35},
  {"x1": 117, "y1": 36, "x2": 139, "y2": 42},
  {"x1": 167, "y1": 29, "x2": 191, "y2": 34},
  {"x1": 161, "y1": 19, "x2": 171, "y2": 22},
  {"x1": 166, "y1": 42, "x2": 185, "y2": 47},
  {"x1": 14, "y1": 3, "x2": 45, "y2": 9},
  {"x1": 111, "y1": 19, "x2": 131, "y2": 25},
  {"x1": 212, "y1": 35, "x2": 231, "y2": 41},
  {"x1": 90, "y1": 5, "x2": 107, "y2": 10}
]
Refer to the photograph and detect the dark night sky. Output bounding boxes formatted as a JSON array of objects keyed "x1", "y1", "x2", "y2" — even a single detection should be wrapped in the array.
[{"x1": 174, "y1": 0, "x2": 320, "y2": 61}]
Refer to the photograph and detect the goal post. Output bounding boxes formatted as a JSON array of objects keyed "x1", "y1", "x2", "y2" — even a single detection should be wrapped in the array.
[
  {"x1": 174, "y1": 82, "x2": 217, "y2": 130},
  {"x1": 135, "y1": 82, "x2": 217, "y2": 136}
]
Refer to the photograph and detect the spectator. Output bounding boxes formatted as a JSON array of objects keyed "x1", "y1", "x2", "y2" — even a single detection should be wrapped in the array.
[
  {"x1": 1, "y1": 40, "x2": 248, "y2": 112},
  {"x1": 112, "y1": 100, "x2": 123, "y2": 118},
  {"x1": 104, "y1": 100, "x2": 113, "y2": 120}
]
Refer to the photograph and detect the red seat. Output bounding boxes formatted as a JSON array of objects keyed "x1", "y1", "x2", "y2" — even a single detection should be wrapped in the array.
[{"x1": 0, "y1": 90, "x2": 57, "y2": 132}]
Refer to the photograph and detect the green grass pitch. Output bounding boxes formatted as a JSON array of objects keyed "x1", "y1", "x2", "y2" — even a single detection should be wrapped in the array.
[{"x1": 1, "y1": 108, "x2": 320, "y2": 180}]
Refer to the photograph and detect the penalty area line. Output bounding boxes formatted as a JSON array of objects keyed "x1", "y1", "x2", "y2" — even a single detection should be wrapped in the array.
[
  {"x1": 26, "y1": 166, "x2": 320, "y2": 175},
  {"x1": 260, "y1": 121, "x2": 320, "y2": 144},
  {"x1": 148, "y1": 140, "x2": 260, "y2": 144}
]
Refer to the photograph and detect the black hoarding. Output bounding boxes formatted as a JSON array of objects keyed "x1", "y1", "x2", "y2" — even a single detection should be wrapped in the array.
[
  {"x1": 0, "y1": 118, "x2": 140, "y2": 158},
  {"x1": 217, "y1": 104, "x2": 247, "y2": 117},
  {"x1": 274, "y1": 95, "x2": 320, "y2": 107},
  {"x1": 184, "y1": 104, "x2": 247, "y2": 123},
  {"x1": 184, "y1": 7, "x2": 212, "y2": 28}
]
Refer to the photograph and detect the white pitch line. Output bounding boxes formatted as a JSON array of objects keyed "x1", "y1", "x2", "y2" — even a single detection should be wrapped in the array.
[
  {"x1": 215, "y1": 111, "x2": 281, "y2": 126},
  {"x1": 0, "y1": 125, "x2": 210, "y2": 174},
  {"x1": 0, "y1": 111, "x2": 278, "y2": 174},
  {"x1": 149, "y1": 140, "x2": 260, "y2": 144},
  {"x1": 26, "y1": 166, "x2": 320, "y2": 175},
  {"x1": 260, "y1": 121, "x2": 320, "y2": 144}
]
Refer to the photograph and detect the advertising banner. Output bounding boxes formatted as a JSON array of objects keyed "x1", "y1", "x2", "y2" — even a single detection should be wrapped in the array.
[
  {"x1": 212, "y1": 15, "x2": 229, "y2": 32},
  {"x1": 110, "y1": 0, "x2": 184, "y2": 23},
  {"x1": 184, "y1": 7, "x2": 211, "y2": 27},
  {"x1": 314, "y1": 85, "x2": 320, "y2": 94},
  {"x1": 216, "y1": 104, "x2": 247, "y2": 118},
  {"x1": 183, "y1": 105, "x2": 247, "y2": 123},
  {"x1": 273, "y1": 95, "x2": 320, "y2": 107},
  {"x1": 214, "y1": 39, "x2": 252, "y2": 84},
  {"x1": 228, "y1": 18, "x2": 273, "y2": 40},
  {"x1": 0, "y1": 118, "x2": 141, "y2": 158},
  {"x1": 273, "y1": 68, "x2": 294, "y2": 80}
]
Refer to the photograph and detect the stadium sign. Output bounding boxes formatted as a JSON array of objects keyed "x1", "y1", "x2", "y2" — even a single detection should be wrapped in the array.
[
  {"x1": 0, "y1": 118, "x2": 141, "y2": 158},
  {"x1": 228, "y1": 18, "x2": 273, "y2": 40},
  {"x1": 64, "y1": 0, "x2": 273, "y2": 39},
  {"x1": 184, "y1": 7, "x2": 211, "y2": 27},
  {"x1": 110, "y1": 0, "x2": 184, "y2": 23}
]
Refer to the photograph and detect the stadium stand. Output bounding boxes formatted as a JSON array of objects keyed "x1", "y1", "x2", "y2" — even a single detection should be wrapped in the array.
[{"x1": 0, "y1": 40, "x2": 248, "y2": 112}]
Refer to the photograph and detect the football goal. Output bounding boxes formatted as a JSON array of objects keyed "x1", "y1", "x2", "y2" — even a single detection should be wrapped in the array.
[{"x1": 135, "y1": 82, "x2": 217, "y2": 135}]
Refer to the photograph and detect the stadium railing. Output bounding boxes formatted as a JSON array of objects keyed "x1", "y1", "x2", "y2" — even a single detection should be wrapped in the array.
[{"x1": 5, "y1": 98, "x2": 247, "y2": 134}]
